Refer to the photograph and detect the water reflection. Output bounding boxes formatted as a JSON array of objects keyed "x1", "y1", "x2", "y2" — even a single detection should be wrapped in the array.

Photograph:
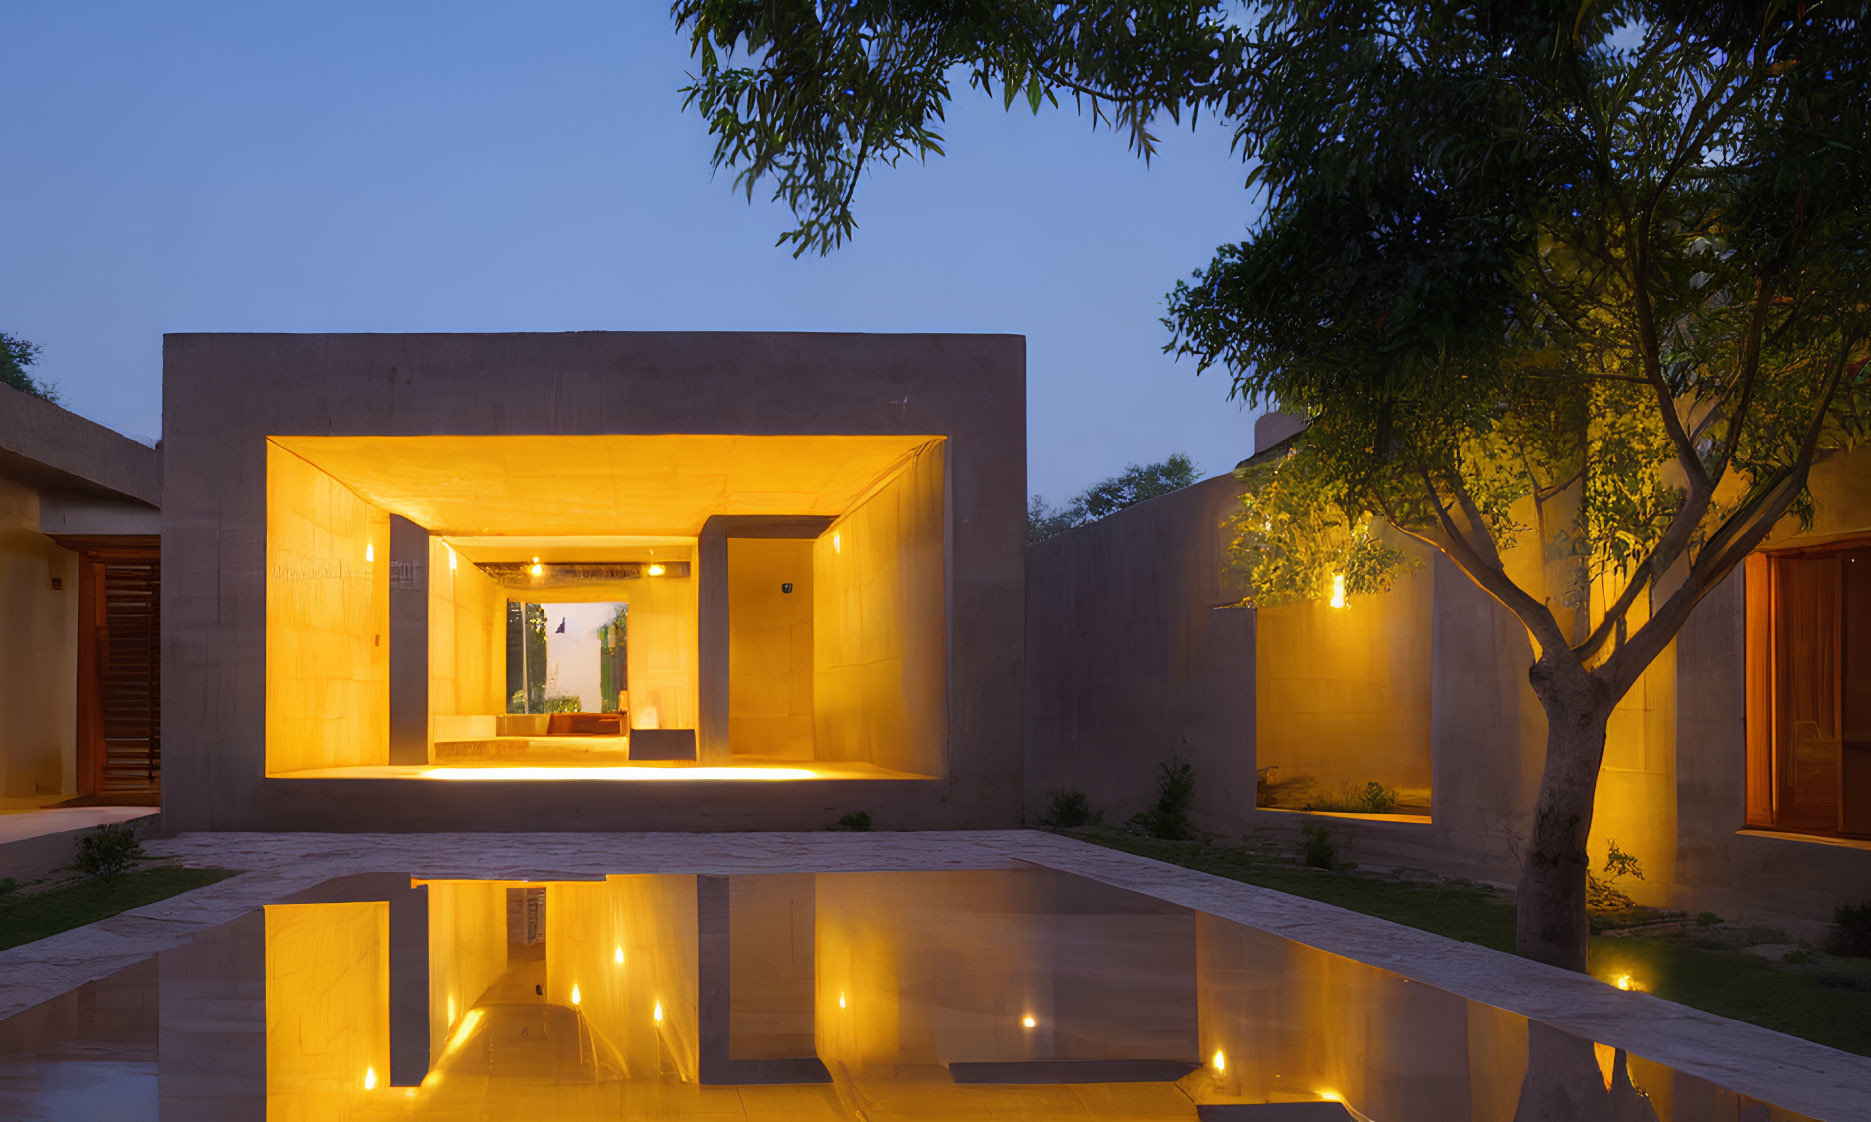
[{"x1": 0, "y1": 867, "x2": 1817, "y2": 1121}]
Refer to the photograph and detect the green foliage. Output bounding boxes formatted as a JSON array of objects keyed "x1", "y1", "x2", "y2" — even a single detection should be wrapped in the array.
[
  {"x1": 673, "y1": 2, "x2": 1243, "y2": 255},
  {"x1": 1299, "y1": 822, "x2": 1337, "y2": 869},
  {"x1": 1296, "y1": 779, "x2": 1402, "y2": 815},
  {"x1": 0, "y1": 877, "x2": 15, "y2": 896},
  {"x1": 74, "y1": 822, "x2": 146, "y2": 881},
  {"x1": 0, "y1": 867, "x2": 239, "y2": 952},
  {"x1": 1588, "y1": 840, "x2": 1646, "y2": 911},
  {"x1": 1167, "y1": 3, "x2": 1871, "y2": 678},
  {"x1": 0, "y1": 332, "x2": 57, "y2": 401},
  {"x1": 1835, "y1": 901, "x2": 1871, "y2": 958},
  {"x1": 1037, "y1": 788, "x2": 1101, "y2": 829},
  {"x1": 1028, "y1": 453, "x2": 1200, "y2": 544},
  {"x1": 1129, "y1": 757, "x2": 1196, "y2": 840},
  {"x1": 1696, "y1": 911, "x2": 1723, "y2": 928},
  {"x1": 541, "y1": 696, "x2": 582, "y2": 714},
  {"x1": 832, "y1": 810, "x2": 873, "y2": 832}
]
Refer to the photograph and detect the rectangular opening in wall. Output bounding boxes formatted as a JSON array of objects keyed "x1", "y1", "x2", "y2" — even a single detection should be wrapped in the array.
[
  {"x1": 1253, "y1": 531, "x2": 1433, "y2": 821},
  {"x1": 263, "y1": 434, "x2": 946, "y2": 782},
  {"x1": 1745, "y1": 539, "x2": 1871, "y2": 838}
]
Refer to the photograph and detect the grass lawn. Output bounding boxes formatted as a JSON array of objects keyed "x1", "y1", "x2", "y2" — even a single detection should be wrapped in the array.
[
  {"x1": 1061, "y1": 826, "x2": 1871, "y2": 1057},
  {"x1": 0, "y1": 866, "x2": 241, "y2": 951}
]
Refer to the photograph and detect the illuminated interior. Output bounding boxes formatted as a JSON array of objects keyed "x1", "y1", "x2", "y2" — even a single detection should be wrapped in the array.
[{"x1": 265, "y1": 435, "x2": 948, "y2": 780}]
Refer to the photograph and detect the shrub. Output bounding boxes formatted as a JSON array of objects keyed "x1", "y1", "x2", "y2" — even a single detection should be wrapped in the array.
[
  {"x1": 1357, "y1": 781, "x2": 1398, "y2": 814},
  {"x1": 0, "y1": 877, "x2": 15, "y2": 896},
  {"x1": 1696, "y1": 911, "x2": 1723, "y2": 928},
  {"x1": 832, "y1": 811, "x2": 872, "y2": 832},
  {"x1": 1129, "y1": 758, "x2": 1196, "y2": 840},
  {"x1": 1587, "y1": 840, "x2": 1645, "y2": 911},
  {"x1": 1038, "y1": 789, "x2": 1100, "y2": 829},
  {"x1": 76, "y1": 822, "x2": 146, "y2": 881},
  {"x1": 1832, "y1": 901, "x2": 1871, "y2": 958},
  {"x1": 1299, "y1": 823, "x2": 1337, "y2": 869}
]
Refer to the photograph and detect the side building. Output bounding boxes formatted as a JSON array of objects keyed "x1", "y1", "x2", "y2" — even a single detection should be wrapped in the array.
[
  {"x1": 0, "y1": 383, "x2": 162, "y2": 804},
  {"x1": 1027, "y1": 413, "x2": 1871, "y2": 931}
]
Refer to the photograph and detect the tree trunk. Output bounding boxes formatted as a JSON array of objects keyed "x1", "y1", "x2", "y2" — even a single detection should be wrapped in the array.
[{"x1": 1516, "y1": 664, "x2": 1612, "y2": 971}]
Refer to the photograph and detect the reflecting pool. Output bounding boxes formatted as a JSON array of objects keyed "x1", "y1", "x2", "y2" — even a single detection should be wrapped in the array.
[{"x1": 0, "y1": 867, "x2": 1817, "y2": 1120}]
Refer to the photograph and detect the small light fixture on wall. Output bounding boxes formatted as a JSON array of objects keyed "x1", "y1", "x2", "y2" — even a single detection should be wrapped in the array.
[
  {"x1": 530, "y1": 556, "x2": 543, "y2": 578},
  {"x1": 365, "y1": 543, "x2": 375, "y2": 564},
  {"x1": 646, "y1": 563, "x2": 665, "y2": 577},
  {"x1": 832, "y1": 531, "x2": 842, "y2": 554}
]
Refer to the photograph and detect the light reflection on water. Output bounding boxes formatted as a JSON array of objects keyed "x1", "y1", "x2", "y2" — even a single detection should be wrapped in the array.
[{"x1": 0, "y1": 867, "x2": 1818, "y2": 1121}]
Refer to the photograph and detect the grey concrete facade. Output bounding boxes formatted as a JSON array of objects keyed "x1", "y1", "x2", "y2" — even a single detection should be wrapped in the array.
[
  {"x1": 161, "y1": 332, "x2": 1026, "y2": 832},
  {"x1": 1024, "y1": 451, "x2": 1871, "y2": 931}
]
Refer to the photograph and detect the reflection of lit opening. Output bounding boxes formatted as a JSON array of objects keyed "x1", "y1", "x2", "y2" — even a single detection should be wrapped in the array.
[
  {"x1": 364, "y1": 1066, "x2": 377, "y2": 1091},
  {"x1": 1211, "y1": 1050, "x2": 1226, "y2": 1073},
  {"x1": 571, "y1": 984, "x2": 581, "y2": 1005},
  {"x1": 422, "y1": 766, "x2": 818, "y2": 781},
  {"x1": 444, "y1": 1009, "x2": 484, "y2": 1057},
  {"x1": 1022, "y1": 1015, "x2": 1036, "y2": 1029},
  {"x1": 614, "y1": 947, "x2": 624, "y2": 965},
  {"x1": 647, "y1": 563, "x2": 665, "y2": 576},
  {"x1": 653, "y1": 1001, "x2": 663, "y2": 1024},
  {"x1": 1329, "y1": 572, "x2": 1347, "y2": 609}
]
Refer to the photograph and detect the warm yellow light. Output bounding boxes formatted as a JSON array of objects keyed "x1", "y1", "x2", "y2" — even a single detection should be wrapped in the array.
[
  {"x1": 837, "y1": 992, "x2": 847, "y2": 1009},
  {"x1": 1022, "y1": 1015, "x2": 1036, "y2": 1029},
  {"x1": 365, "y1": 543, "x2": 375, "y2": 563},
  {"x1": 529, "y1": 557, "x2": 543, "y2": 577},
  {"x1": 443, "y1": 1009, "x2": 484, "y2": 1057},
  {"x1": 832, "y1": 531, "x2": 841, "y2": 554},
  {"x1": 653, "y1": 1001, "x2": 664, "y2": 1024},
  {"x1": 447, "y1": 995, "x2": 456, "y2": 1024},
  {"x1": 422, "y1": 765, "x2": 819, "y2": 781},
  {"x1": 1329, "y1": 572, "x2": 1347, "y2": 609},
  {"x1": 614, "y1": 946, "x2": 625, "y2": 965},
  {"x1": 1211, "y1": 1050, "x2": 1226, "y2": 1073},
  {"x1": 1320, "y1": 1090, "x2": 1343, "y2": 1103},
  {"x1": 646, "y1": 563, "x2": 665, "y2": 576},
  {"x1": 446, "y1": 544, "x2": 457, "y2": 572},
  {"x1": 1614, "y1": 973, "x2": 1638, "y2": 991},
  {"x1": 570, "y1": 984, "x2": 581, "y2": 1005},
  {"x1": 364, "y1": 1066, "x2": 378, "y2": 1091}
]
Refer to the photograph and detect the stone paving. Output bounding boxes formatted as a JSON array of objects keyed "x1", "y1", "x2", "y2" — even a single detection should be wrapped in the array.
[{"x1": 1, "y1": 829, "x2": 1865, "y2": 1121}]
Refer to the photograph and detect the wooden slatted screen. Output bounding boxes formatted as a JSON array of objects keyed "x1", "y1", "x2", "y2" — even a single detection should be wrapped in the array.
[{"x1": 97, "y1": 559, "x2": 161, "y2": 792}]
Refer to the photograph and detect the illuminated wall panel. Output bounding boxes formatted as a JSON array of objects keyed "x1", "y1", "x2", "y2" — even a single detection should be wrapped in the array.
[
  {"x1": 1255, "y1": 527, "x2": 1434, "y2": 810},
  {"x1": 812, "y1": 441, "x2": 947, "y2": 776},
  {"x1": 424, "y1": 880, "x2": 508, "y2": 1067},
  {"x1": 264, "y1": 901, "x2": 389, "y2": 1122},
  {"x1": 623, "y1": 574, "x2": 698, "y2": 731},
  {"x1": 265, "y1": 443, "x2": 390, "y2": 773},
  {"x1": 728, "y1": 538, "x2": 815, "y2": 759},
  {"x1": 425, "y1": 538, "x2": 505, "y2": 734}
]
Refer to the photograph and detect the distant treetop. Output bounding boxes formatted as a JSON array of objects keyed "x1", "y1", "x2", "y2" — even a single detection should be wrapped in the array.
[
  {"x1": 1, "y1": 333, "x2": 58, "y2": 403},
  {"x1": 1029, "y1": 453, "x2": 1199, "y2": 544}
]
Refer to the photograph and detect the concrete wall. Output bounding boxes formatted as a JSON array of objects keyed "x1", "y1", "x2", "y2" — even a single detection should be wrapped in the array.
[
  {"x1": 1025, "y1": 473, "x2": 1254, "y2": 828},
  {"x1": 812, "y1": 440, "x2": 947, "y2": 777},
  {"x1": 727, "y1": 538, "x2": 814, "y2": 759},
  {"x1": 264, "y1": 443, "x2": 390, "y2": 773},
  {"x1": 1026, "y1": 456, "x2": 1871, "y2": 928},
  {"x1": 425, "y1": 539, "x2": 505, "y2": 733},
  {"x1": 163, "y1": 332, "x2": 1024, "y2": 830},
  {"x1": 0, "y1": 477, "x2": 78, "y2": 797}
]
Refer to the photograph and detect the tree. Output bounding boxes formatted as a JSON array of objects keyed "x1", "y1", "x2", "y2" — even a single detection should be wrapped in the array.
[
  {"x1": 1, "y1": 332, "x2": 58, "y2": 402},
  {"x1": 1029, "y1": 453, "x2": 1200, "y2": 544},
  {"x1": 1168, "y1": 2, "x2": 1870, "y2": 972},
  {"x1": 672, "y1": 0, "x2": 1871, "y2": 976}
]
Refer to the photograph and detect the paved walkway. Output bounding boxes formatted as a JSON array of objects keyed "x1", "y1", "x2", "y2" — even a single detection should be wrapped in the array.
[{"x1": 0, "y1": 829, "x2": 1864, "y2": 1120}]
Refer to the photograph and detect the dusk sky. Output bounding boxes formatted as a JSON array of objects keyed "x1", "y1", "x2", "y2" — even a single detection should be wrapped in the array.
[{"x1": 2, "y1": 2, "x2": 1263, "y2": 502}]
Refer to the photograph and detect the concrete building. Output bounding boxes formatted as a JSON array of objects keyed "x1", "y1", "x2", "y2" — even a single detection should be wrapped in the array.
[
  {"x1": 1027, "y1": 414, "x2": 1871, "y2": 930},
  {"x1": 0, "y1": 383, "x2": 162, "y2": 805},
  {"x1": 160, "y1": 332, "x2": 1025, "y2": 832}
]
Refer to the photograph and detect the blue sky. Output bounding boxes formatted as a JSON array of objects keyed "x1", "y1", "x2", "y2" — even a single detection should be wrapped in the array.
[{"x1": 1, "y1": 2, "x2": 1263, "y2": 501}]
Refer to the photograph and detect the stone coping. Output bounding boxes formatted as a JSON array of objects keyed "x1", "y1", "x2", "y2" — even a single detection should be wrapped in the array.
[{"x1": 0, "y1": 829, "x2": 1863, "y2": 1120}]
